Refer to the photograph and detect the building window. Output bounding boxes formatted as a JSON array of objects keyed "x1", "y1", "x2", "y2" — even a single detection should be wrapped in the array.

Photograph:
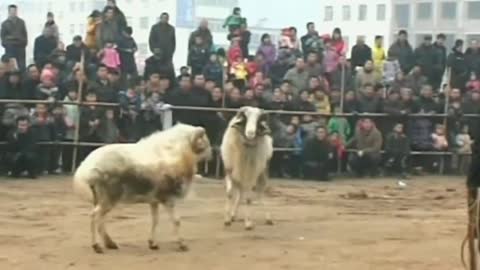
[
  {"x1": 69, "y1": 1, "x2": 76, "y2": 12},
  {"x1": 324, "y1": 6, "x2": 333, "y2": 21},
  {"x1": 417, "y1": 2, "x2": 432, "y2": 20},
  {"x1": 377, "y1": 4, "x2": 386, "y2": 21},
  {"x1": 79, "y1": 1, "x2": 85, "y2": 12},
  {"x1": 196, "y1": 0, "x2": 237, "y2": 7},
  {"x1": 140, "y1": 17, "x2": 149, "y2": 30},
  {"x1": 468, "y1": 2, "x2": 480, "y2": 19},
  {"x1": 441, "y1": 2, "x2": 457, "y2": 19},
  {"x1": 342, "y1": 5, "x2": 351, "y2": 21},
  {"x1": 358, "y1": 4, "x2": 367, "y2": 21},
  {"x1": 69, "y1": 24, "x2": 75, "y2": 35},
  {"x1": 395, "y1": 4, "x2": 410, "y2": 27}
]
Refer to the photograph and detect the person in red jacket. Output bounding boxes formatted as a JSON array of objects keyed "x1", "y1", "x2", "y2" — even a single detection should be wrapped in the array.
[{"x1": 227, "y1": 36, "x2": 243, "y2": 66}]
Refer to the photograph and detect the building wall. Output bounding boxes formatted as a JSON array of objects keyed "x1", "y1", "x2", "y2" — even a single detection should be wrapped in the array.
[
  {"x1": 391, "y1": 0, "x2": 480, "y2": 49},
  {"x1": 318, "y1": 0, "x2": 392, "y2": 57}
]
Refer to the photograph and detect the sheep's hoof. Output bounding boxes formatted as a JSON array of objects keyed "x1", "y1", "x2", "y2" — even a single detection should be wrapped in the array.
[
  {"x1": 177, "y1": 242, "x2": 189, "y2": 252},
  {"x1": 105, "y1": 239, "x2": 119, "y2": 250},
  {"x1": 148, "y1": 240, "x2": 159, "y2": 250},
  {"x1": 224, "y1": 220, "x2": 232, "y2": 227},
  {"x1": 92, "y1": 244, "x2": 104, "y2": 254},
  {"x1": 245, "y1": 222, "x2": 255, "y2": 231},
  {"x1": 266, "y1": 220, "x2": 274, "y2": 226}
]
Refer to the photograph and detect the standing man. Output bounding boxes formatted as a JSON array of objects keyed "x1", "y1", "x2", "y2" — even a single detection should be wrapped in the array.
[
  {"x1": 388, "y1": 30, "x2": 414, "y2": 75},
  {"x1": 33, "y1": 27, "x2": 57, "y2": 68},
  {"x1": 188, "y1": 19, "x2": 213, "y2": 52},
  {"x1": 1, "y1": 5, "x2": 28, "y2": 71},
  {"x1": 414, "y1": 35, "x2": 437, "y2": 88},
  {"x1": 432, "y1": 34, "x2": 447, "y2": 91},
  {"x1": 149, "y1": 12, "x2": 176, "y2": 63},
  {"x1": 301, "y1": 22, "x2": 323, "y2": 57},
  {"x1": 105, "y1": 0, "x2": 128, "y2": 33},
  {"x1": 350, "y1": 36, "x2": 372, "y2": 72}
]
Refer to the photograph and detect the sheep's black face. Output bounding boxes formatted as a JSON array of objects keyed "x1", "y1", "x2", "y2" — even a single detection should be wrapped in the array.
[{"x1": 232, "y1": 107, "x2": 270, "y2": 142}]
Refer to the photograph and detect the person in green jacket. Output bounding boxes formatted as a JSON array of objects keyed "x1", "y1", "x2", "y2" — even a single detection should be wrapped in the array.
[
  {"x1": 223, "y1": 7, "x2": 246, "y2": 33},
  {"x1": 327, "y1": 106, "x2": 352, "y2": 143}
]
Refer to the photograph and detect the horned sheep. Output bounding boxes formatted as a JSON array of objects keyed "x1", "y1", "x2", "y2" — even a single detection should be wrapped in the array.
[
  {"x1": 220, "y1": 106, "x2": 274, "y2": 230},
  {"x1": 73, "y1": 124, "x2": 212, "y2": 253}
]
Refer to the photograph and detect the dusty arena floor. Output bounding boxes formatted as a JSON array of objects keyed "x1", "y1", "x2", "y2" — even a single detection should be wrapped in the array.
[{"x1": 0, "y1": 176, "x2": 470, "y2": 270}]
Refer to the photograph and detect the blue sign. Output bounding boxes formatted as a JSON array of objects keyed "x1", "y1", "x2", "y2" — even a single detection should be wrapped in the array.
[{"x1": 176, "y1": 0, "x2": 195, "y2": 28}]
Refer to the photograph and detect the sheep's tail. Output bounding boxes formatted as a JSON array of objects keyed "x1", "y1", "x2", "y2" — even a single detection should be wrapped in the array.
[{"x1": 73, "y1": 166, "x2": 101, "y2": 205}]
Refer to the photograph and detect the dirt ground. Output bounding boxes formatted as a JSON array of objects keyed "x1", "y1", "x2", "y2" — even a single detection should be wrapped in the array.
[{"x1": 0, "y1": 175, "x2": 470, "y2": 270}]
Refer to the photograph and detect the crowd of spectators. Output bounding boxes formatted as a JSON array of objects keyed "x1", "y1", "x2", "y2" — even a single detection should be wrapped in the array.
[{"x1": 0, "y1": 1, "x2": 479, "y2": 180}]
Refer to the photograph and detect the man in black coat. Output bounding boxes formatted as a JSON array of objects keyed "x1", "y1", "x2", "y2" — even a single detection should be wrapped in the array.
[
  {"x1": 1, "y1": 5, "x2": 28, "y2": 71},
  {"x1": 465, "y1": 39, "x2": 480, "y2": 77},
  {"x1": 7, "y1": 116, "x2": 37, "y2": 178},
  {"x1": 414, "y1": 35, "x2": 437, "y2": 87},
  {"x1": 66, "y1": 35, "x2": 90, "y2": 70},
  {"x1": 388, "y1": 30, "x2": 415, "y2": 74},
  {"x1": 303, "y1": 126, "x2": 335, "y2": 181},
  {"x1": 149, "y1": 12, "x2": 176, "y2": 62},
  {"x1": 448, "y1": 39, "x2": 469, "y2": 91},
  {"x1": 432, "y1": 34, "x2": 447, "y2": 90},
  {"x1": 188, "y1": 19, "x2": 213, "y2": 51},
  {"x1": 33, "y1": 27, "x2": 57, "y2": 68},
  {"x1": 351, "y1": 36, "x2": 372, "y2": 71}
]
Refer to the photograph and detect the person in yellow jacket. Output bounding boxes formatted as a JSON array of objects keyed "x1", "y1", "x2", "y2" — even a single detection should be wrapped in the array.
[
  {"x1": 85, "y1": 10, "x2": 102, "y2": 50},
  {"x1": 372, "y1": 35, "x2": 386, "y2": 81}
]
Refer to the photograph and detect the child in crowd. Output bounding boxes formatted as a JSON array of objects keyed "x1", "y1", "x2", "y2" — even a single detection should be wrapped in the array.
[
  {"x1": 51, "y1": 104, "x2": 66, "y2": 173},
  {"x1": 98, "y1": 109, "x2": 120, "y2": 143},
  {"x1": 140, "y1": 92, "x2": 164, "y2": 136},
  {"x1": 466, "y1": 72, "x2": 480, "y2": 92},
  {"x1": 99, "y1": 41, "x2": 121, "y2": 71},
  {"x1": 383, "y1": 55, "x2": 401, "y2": 86},
  {"x1": 431, "y1": 124, "x2": 448, "y2": 171},
  {"x1": 223, "y1": 7, "x2": 245, "y2": 34},
  {"x1": 62, "y1": 88, "x2": 79, "y2": 172},
  {"x1": 300, "y1": 114, "x2": 318, "y2": 139},
  {"x1": 30, "y1": 103, "x2": 54, "y2": 174},
  {"x1": 329, "y1": 131, "x2": 347, "y2": 171},
  {"x1": 384, "y1": 123, "x2": 410, "y2": 179},
  {"x1": 203, "y1": 53, "x2": 224, "y2": 87},
  {"x1": 456, "y1": 125, "x2": 473, "y2": 174},
  {"x1": 327, "y1": 106, "x2": 351, "y2": 143},
  {"x1": 35, "y1": 69, "x2": 60, "y2": 101}
]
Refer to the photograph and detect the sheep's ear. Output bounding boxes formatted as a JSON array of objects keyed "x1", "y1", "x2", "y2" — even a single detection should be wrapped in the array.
[
  {"x1": 235, "y1": 107, "x2": 248, "y2": 118},
  {"x1": 257, "y1": 112, "x2": 271, "y2": 136},
  {"x1": 231, "y1": 107, "x2": 248, "y2": 128}
]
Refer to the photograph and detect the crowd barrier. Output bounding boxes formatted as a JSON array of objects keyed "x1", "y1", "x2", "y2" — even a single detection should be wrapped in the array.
[{"x1": 0, "y1": 98, "x2": 476, "y2": 177}]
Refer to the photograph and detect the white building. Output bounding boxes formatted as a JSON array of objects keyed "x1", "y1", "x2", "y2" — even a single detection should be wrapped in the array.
[
  {"x1": 318, "y1": 0, "x2": 392, "y2": 57},
  {"x1": 391, "y1": 0, "x2": 480, "y2": 49}
]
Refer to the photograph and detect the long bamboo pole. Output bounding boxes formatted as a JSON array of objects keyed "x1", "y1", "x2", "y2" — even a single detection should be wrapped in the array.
[{"x1": 71, "y1": 52, "x2": 85, "y2": 172}]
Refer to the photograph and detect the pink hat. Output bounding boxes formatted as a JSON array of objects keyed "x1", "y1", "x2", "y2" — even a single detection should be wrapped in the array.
[{"x1": 41, "y1": 68, "x2": 56, "y2": 82}]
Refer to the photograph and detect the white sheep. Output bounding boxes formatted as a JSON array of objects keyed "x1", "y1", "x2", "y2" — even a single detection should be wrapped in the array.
[
  {"x1": 73, "y1": 124, "x2": 212, "y2": 253},
  {"x1": 220, "y1": 106, "x2": 274, "y2": 230}
]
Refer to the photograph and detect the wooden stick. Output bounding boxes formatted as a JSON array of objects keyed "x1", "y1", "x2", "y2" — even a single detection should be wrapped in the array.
[
  {"x1": 71, "y1": 53, "x2": 85, "y2": 172},
  {"x1": 468, "y1": 188, "x2": 478, "y2": 270}
]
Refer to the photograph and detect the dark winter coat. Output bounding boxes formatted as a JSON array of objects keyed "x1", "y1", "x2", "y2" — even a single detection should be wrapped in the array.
[
  {"x1": 388, "y1": 41, "x2": 415, "y2": 74},
  {"x1": 188, "y1": 28, "x2": 213, "y2": 51},
  {"x1": 414, "y1": 44, "x2": 437, "y2": 80},
  {"x1": 447, "y1": 49, "x2": 469, "y2": 90},
  {"x1": 351, "y1": 44, "x2": 372, "y2": 69},
  {"x1": 149, "y1": 22, "x2": 176, "y2": 61},
  {"x1": 1, "y1": 17, "x2": 28, "y2": 48},
  {"x1": 33, "y1": 35, "x2": 57, "y2": 67}
]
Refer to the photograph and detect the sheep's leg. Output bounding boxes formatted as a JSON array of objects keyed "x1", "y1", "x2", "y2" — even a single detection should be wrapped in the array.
[
  {"x1": 148, "y1": 203, "x2": 160, "y2": 250},
  {"x1": 231, "y1": 186, "x2": 242, "y2": 222},
  {"x1": 244, "y1": 190, "x2": 254, "y2": 231},
  {"x1": 164, "y1": 202, "x2": 188, "y2": 252},
  {"x1": 224, "y1": 174, "x2": 235, "y2": 226},
  {"x1": 257, "y1": 173, "x2": 273, "y2": 225},
  {"x1": 90, "y1": 205, "x2": 103, "y2": 254},
  {"x1": 97, "y1": 204, "x2": 117, "y2": 250}
]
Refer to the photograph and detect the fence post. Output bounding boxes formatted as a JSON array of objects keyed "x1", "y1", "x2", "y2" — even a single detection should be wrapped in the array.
[
  {"x1": 440, "y1": 68, "x2": 452, "y2": 174},
  {"x1": 71, "y1": 52, "x2": 85, "y2": 172},
  {"x1": 337, "y1": 63, "x2": 346, "y2": 175}
]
